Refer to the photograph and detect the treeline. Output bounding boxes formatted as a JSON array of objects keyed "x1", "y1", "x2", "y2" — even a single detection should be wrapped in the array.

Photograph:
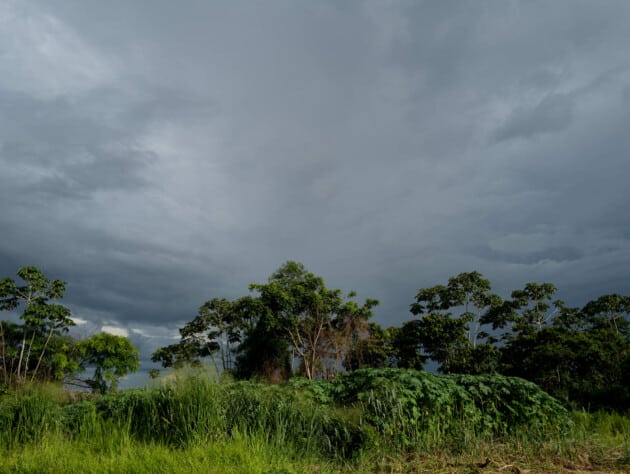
[
  {"x1": 0, "y1": 267, "x2": 139, "y2": 393},
  {"x1": 153, "y1": 261, "x2": 630, "y2": 411},
  {"x1": 2, "y1": 263, "x2": 628, "y2": 411}
]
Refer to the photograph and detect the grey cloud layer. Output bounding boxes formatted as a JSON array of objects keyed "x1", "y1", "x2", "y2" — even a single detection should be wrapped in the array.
[{"x1": 1, "y1": 1, "x2": 629, "y2": 362}]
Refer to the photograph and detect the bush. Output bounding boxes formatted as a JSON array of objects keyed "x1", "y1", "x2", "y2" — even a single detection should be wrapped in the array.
[
  {"x1": 0, "y1": 371, "x2": 572, "y2": 460},
  {"x1": 326, "y1": 368, "x2": 571, "y2": 451}
]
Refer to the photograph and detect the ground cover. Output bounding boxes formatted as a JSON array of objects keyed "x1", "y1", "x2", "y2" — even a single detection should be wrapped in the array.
[{"x1": 0, "y1": 370, "x2": 628, "y2": 473}]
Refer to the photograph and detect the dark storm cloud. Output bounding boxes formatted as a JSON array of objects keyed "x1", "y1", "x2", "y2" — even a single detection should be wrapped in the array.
[
  {"x1": 475, "y1": 244, "x2": 584, "y2": 266},
  {"x1": 1, "y1": 0, "x2": 630, "y2": 370},
  {"x1": 0, "y1": 85, "x2": 217, "y2": 195},
  {"x1": 492, "y1": 93, "x2": 575, "y2": 142}
]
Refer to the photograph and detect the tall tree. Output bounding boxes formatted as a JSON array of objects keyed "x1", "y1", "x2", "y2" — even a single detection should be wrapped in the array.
[
  {"x1": 483, "y1": 282, "x2": 560, "y2": 339},
  {"x1": 179, "y1": 297, "x2": 251, "y2": 372},
  {"x1": 389, "y1": 321, "x2": 428, "y2": 370},
  {"x1": 494, "y1": 302, "x2": 630, "y2": 410},
  {"x1": 0, "y1": 266, "x2": 75, "y2": 385},
  {"x1": 443, "y1": 272, "x2": 500, "y2": 347},
  {"x1": 483, "y1": 287, "x2": 630, "y2": 410},
  {"x1": 248, "y1": 261, "x2": 378, "y2": 379},
  {"x1": 580, "y1": 294, "x2": 630, "y2": 336},
  {"x1": 410, "y1": 272, "x2": 500, "y2": 374},
  {"x1": 325, "y1": 292, "x2": 379, "y2": 376},
  {"x1": 343, "y1": 323, "x2": 393, "y2": 371},
  {"x1": 233, "y1": 309, "x2": 292, "y2": 382},
  {"x1": 152, "y1": 297, "x2": 251, "y2": 373}
]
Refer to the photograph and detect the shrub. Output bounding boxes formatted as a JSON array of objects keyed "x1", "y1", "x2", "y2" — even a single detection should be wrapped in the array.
[{"x1": 327, "y1": 368, "x2": 571, "y2": 451}]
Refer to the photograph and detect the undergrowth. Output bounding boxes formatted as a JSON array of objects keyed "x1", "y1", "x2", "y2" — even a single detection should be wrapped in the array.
[{"x1": 0, "y1": 369, "x2": 627, "y2": 473}]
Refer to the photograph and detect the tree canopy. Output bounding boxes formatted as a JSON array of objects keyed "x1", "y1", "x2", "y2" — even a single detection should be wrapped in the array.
[
  {"x1": 1, "y1": 266, "x2": 140, "y2": 393},
  {"x1": 4, "y1": 264, "x2": 626, "y2": 411},
  {"x1": 154, "y1": 261, "x2": 379, "y2": 381},
  {"x1": 151, "y1": 264, "x2": 630, "y2": 410}
]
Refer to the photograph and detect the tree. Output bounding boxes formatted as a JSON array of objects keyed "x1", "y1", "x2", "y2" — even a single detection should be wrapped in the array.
[
  {"x1": 396, "y1": 271, "x2": 630, "y2": 410},
  {"x1": 180, "y1": 298, "x2": 240, "y2": 372},
  {"x1": 484, "y1": 288, "x2": 630, "y2": 410},
  {"x1": 442, "y1": 272, "x2": 501, "y2": 347},
  {"x1": 415, "y1": 312, "x2": 470, "y2": 373},
  {"x1": 74, "y1": 333, "x2": 139, "y2": 394},
  {"x1": 151, "y1": 339, "x2": 206, "y2": 371},
  {"x1": 389, "y1": 321, "x2": 428, "y2": 370},
  {"x1": 409, "y1": 272, "x2": 500, "y2": 374},
  {"x1": 483, "y1": 282, "x2": 560, "y2": 339},
  {"x1": 580, "y1": 294, "x2": 630, "y2": 336},
  {"x1": 233, "y1": 314, "x2": 292, "y2": 382},
  {"x1": 496, "y1": 307, "x2": 630, "y2": 410},
  {"x1": 151, "y1": 297, "x2": 253, "y2": 375},
  {"x1": 0, "y1": 266, "x2": 75, "y2": 386},
  {"x1": 151, "y1": 262, "x2": 379, "y2": 381},
  {"x1": 325, "y1": 293, "x2": 379, "y2": 376},
  {"x1": 343, "y1": 323, "x2": 392, "y2": 371},
  {"x1": 248, "y1": 261, "x2": 336, "y2": 380},
  {"x1": 247, "y1": 261, "x2": 378, "y2": 379}
]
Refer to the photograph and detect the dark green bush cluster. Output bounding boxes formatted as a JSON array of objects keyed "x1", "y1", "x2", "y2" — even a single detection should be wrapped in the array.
[
  {"x1": 0, "y1": 370, "x2": 571, "y2": 459},
  {"x1": 450, "y1": 374, "x2": 571, "y2": 434},
  {"x1": 291, "y1": 369, "x2": 571, "y2": 451}
]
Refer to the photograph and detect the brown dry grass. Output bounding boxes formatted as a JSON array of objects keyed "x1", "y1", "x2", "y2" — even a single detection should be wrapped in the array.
[{"x1": 344, "y1": 440, "x2": 630, "y2": 474}]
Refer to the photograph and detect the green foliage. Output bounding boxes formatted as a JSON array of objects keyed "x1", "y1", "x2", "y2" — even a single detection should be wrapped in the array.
[
  {"x1": 151, "y1": 340, "x2": 204, "y2": 370},
  {"x1": 404, "y1": 272, "x2": 630, "y2": 411},
  {"x1": 0, "y1": 389, "x2": 63, "y2": 449},
  {"x1": 489, "y1": 292, "x2": 630, "y2": 410},
  {"x1": 0, "y1": 266, "x2": 75, "y2": 386},
  {"x1": 234, "y1": 319, "x2": 292, "y2": 382},
  {"x1": 328, "y1": 368, "x2": 571, "y2": 451},
  {"x1": 1, "y1": 267, "x2": 142, "y2": 396},
  {"x1": 286, "y1": 377, "x2": 335, "y2": 404},
  {"x1": 0, "y1": 435, "x2": 329, "y2": 474},
  {"x1": 75, "y1": 333, "x2": 140, "y2": 394},
  {"x1": 343, "y1": 323, "x2": 392, "y2": 371},
  {"x1": 94, "y1": 381, "x2": 227, "y2": 447},
  {"x1": 482, "y1": 281, "x2": 560, "y2": 339},
  {"x1": 245, "y1": 261, "x2": 379, "y2": 380},
  {"x1": 581, "y1": 293, "x2": 630, "y2": 336},
  {"x1": 0, "y1": 372, "x2": 614, "y2": 473},
  {"x1": 155, "y1": 261, "x2": 380, "y2": 382},
  {"x1": 572, "y1": 409, "x2": 630, "y2": 439},
  {"x1": 69, "y1": 377, "x2": 366, "y2": 459},
  {"x1": 408, "y1": 272, "x2": 501, "y2": 374},
  {"x1": 152, "y1": 297, "x2": 255, "y2": 375},
  {"x1": 502, "y1": 322, "x2": 630, "y2": 410},
  {"x1": 389, "y1": 321, "x2": 427, "y2": 370},
  {"x1": 221, "y1": 381, "x2": 367, "y2": 459}
]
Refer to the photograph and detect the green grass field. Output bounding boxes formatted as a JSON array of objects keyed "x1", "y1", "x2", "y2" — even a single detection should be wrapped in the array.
[{"x1": 1, "y1": 370, "x2": 628, "y2": 473}]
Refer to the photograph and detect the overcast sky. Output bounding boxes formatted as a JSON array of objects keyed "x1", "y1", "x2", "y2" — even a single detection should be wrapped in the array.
[{"x1": 1, "y1": 1, "x2": 630, "y2": 369}]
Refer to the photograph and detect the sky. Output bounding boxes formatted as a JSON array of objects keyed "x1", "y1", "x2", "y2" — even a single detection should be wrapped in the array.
[{"x1": 1, "y1": 0, "x2": 630, "y2": 374}]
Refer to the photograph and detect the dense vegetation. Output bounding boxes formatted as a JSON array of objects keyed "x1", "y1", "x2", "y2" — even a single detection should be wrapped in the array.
[
  {"x1": 0, "y1": 371, "x2": 628, "y2": 472},
  {"x1": 0, "y1": 267, "x2": 139, "y2": 393},
  {"x1": 154, "y1": 261, "x2": 630, "y2": 411},
  {"x1": 1, "y1": 264, "x2": 629, "y2": 471}
]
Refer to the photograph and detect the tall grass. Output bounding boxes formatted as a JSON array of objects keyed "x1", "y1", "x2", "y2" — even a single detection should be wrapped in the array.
[
  {"x1": 0, "y1": 389, "x2": 62, "y2": 448},
  {"x1": 0, "y1": 436, "x2": 329, "y2": 474},
  {"x1": 0, "y1": 370, "x2": 628, "y2": 473}
]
